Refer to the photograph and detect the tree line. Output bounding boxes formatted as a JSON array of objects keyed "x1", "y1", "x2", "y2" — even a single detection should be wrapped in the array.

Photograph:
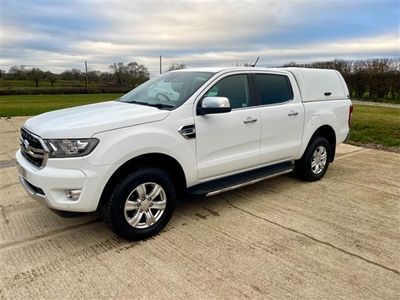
[
  {"x1": 2, "y1": 58, "x2": 398, "y2": 101},
  {"x1": 0, "y1": 62, "x2": 154, "y2": 88},
  {"x1": 284, "y1": 58, "x2": 400, "y2": 100},
  {"x1": 0, "y1": 61, "x2": 188, "y2": 89}
]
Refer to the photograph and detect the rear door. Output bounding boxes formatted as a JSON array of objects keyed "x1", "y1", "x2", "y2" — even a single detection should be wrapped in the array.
[
  {"x1": 194, "y1": 73, "x2": 261, "y2": 180},
  {"x1": 253, "y1": 72, "x2": 304, "y2": 163}
]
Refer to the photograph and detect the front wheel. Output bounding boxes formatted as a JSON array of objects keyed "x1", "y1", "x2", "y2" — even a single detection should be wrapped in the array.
[
  {"x1": 294, "y1": 136, "x2": 331, "y2": 182},
  {"x1": 102, "y1": 167, "x2": 177, "y2": 240}
]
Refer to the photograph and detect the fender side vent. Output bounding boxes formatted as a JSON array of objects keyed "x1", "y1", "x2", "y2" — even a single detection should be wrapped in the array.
[{"x1": 179, "y1": 125, "x2": 196, "y2": 139}]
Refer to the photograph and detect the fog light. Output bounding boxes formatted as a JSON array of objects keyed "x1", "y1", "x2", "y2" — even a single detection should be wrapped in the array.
[{"x1": 66, "y1": 189, "x2": 81, "y2": 201}]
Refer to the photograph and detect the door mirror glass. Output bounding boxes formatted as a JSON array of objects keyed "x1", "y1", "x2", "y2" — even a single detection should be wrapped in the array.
[{"x1": 197, "y1": 97, "x2": 232, "y2": 115}]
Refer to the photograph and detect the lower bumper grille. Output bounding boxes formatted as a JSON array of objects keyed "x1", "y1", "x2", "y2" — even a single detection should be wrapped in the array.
[
  {"x1": 24, "y1": 178, "x2": 45, "y2": 196},
  {"x1": 19, "y1": 176, "x2": 48, "y2": 205}
]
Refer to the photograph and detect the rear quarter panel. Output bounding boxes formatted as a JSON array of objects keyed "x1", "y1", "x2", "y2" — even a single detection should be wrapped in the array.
[{"x1": 297, "y1": 99, "x2": 351, "y2": 159}]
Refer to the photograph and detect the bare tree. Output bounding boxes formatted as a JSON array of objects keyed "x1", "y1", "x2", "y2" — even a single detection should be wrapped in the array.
[
  {"x1": 110, "y1": 62, "x2": 128, "y2": 85},
  {"x1": 45, "y1": 71, "x2": 58, "y2": 87},
  {"x1": 27, "y1": 68, "x2": 44, "y2": 87},
  {"x1": 60, "y1": 68, "x2": 83, "y2": 81},
  {"x1": 127, "y1": 62, "x2": 150, "y2": 86},
  {"x1": 168, "y1": 63, "x2": 186, "y2": 71},
  {"x1": 87, "y1": 70, "x2": 102, "y2": 83},
  {"x1": 8, "y1": 65, "x2": 26, "y2": 80}
]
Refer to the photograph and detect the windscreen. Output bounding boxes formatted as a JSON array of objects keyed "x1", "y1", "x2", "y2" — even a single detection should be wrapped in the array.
[{"x1": 119, "y1": 72, "x2": 214, "y2": 109}]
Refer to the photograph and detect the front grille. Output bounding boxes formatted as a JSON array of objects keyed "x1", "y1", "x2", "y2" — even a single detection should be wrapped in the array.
[{"x1": 20, "y1": 128, "x2": 48, "y2": 168}]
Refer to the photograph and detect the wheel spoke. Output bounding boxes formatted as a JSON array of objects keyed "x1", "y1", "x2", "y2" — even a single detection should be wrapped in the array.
[
  {"x1": 148, "y1": 185, "x2": 162, "y2": 201},
  {"x1": 128, "y1": 211, "x2": 143, "y2": 226},
  {"x1": 135, "y1": 184, "x2": 147, "y2": 199},
  {"x1": 125, "y1": 200, "x2": 139, "y2": 211},
  {"x1": 311, "y1": 145, "x2": 328, "y2": 175},
  {"x1": 151, "y1": 199, "x2": 166, "y2": 210},
  {"x1": 145, "y1": 210, "x2": 155, "y2": 226},
  {"x1": 124, "y1": 181, "x2": 167, "y2": 229}
]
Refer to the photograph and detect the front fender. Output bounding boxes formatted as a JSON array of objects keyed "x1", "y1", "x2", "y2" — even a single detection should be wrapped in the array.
[{"x1": 84, "y1": 121, "x2": 198, "y2": 187}]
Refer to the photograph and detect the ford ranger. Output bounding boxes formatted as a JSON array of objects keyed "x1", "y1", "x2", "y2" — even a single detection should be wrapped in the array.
[{"x1": 16, "y1": 67, "x2": 353, "y2": 240}]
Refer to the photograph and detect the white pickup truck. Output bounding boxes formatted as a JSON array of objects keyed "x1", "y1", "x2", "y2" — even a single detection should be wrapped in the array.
[{"x1": 16, "y1": 67, "x2": 352, "y2": 240}]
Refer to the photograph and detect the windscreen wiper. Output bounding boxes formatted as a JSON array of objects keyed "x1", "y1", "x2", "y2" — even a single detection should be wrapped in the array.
[
  {"x1": 146, "y1": 103, "x2": 174, "y2": 109},
  {"x1": 130, "y1": 101, "x2": 173, "y2": 109}
]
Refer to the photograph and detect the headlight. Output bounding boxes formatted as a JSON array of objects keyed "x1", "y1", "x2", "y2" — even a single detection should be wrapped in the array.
[{"x1": 45, "y1": 138, "x2": 99, "y2": 158}]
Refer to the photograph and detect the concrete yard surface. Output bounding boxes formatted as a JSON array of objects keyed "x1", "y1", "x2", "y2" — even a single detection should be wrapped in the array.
[{"x1": 0, "y1": 117, "x2": 399, "y2": 299}]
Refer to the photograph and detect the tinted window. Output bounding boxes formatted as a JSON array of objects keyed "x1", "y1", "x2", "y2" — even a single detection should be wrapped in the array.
[
  {"x1": 256, "y1": 74, "x2": 293, "y2": 105},
  {"x1": 205, "y1": 75, "x2": 250, "y2": 109}
]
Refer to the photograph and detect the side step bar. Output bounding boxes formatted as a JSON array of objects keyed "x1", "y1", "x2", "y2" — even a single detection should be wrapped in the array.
[{"x1": 187, "y1": 162, "x2": 294, "y2": 197}]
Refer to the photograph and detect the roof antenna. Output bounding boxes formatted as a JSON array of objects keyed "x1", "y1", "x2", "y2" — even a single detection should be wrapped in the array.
[{"x1": 251, "y1": 56, "x2": 260, "y2": 67}]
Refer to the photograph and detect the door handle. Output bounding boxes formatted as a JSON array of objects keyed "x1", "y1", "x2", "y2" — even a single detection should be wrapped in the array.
[
  {"x1": 288, "y1": 111, "x2": 299, "y2": 116},
  {"x1": 243, "y1": 117, "x2": 258, "y2": 124}
]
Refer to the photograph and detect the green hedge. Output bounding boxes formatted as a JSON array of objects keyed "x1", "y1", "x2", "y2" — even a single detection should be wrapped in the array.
[{"x1": 0, "y1": 86, "x2": 132, "y2": 96}]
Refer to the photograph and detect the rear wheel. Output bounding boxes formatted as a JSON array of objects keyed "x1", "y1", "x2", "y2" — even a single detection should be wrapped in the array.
[
  {"x1": 295, "y1": 136, "x2": 331, "y2": 181},
  {"x1": 102, "y1": 167, "x2": 176, "y2": 240}
]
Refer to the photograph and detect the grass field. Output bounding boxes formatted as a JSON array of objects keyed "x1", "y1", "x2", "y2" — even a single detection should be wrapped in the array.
[
  {"x1": 0, "y1": 94, "x2": 123, "y2": 117},
  {"x1": 0, "y1": 95, "x2": 399, "y2": 149},
  {"x1": 350, "y1": 105, "x2": 400, "y2": 148}
]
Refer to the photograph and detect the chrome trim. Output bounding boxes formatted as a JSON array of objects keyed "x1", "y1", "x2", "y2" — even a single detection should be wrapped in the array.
[
  {"x1": 20, "y1": 127, "x2": 49, "y2": 169},
  {"x1": 205, "y1": 168, "x2": 293, "y2": 197},
  {"x1": 178, "y1": 125, "x2": 196, "y2": 139},
  {"x1": 243, "y1": 117, "x2": 258, "y2": 124},
  {"x1": 19, "y1": 176, "x2": 48, "y2": 206},
  {"x1": 252, "y1": 98, "x2": 295, "y2": 108}
]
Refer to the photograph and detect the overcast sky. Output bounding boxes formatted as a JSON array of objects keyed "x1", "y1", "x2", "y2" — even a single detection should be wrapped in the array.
[{"x1": 0, "y1": 0, "x2": 399, "y2": 75}]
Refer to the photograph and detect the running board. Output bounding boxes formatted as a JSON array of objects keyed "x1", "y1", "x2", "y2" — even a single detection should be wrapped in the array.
[{"x1": 187, "y1": 162, "x2": 294, "y2": 197}]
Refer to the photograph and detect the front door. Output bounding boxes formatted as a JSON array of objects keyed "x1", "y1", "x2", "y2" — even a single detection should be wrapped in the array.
[{"x1": 194, "y1": 74, "x2": 261, "y2": 180}]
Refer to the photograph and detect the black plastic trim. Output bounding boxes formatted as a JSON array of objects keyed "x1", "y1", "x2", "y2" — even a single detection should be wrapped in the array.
[{"x1": 187, "y1": 161, "x2": 293, "y2": 196}]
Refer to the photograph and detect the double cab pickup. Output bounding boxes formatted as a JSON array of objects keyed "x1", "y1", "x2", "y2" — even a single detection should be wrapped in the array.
[{"x1": 17, "y1": 67, "x2": 352, "y2": 240}]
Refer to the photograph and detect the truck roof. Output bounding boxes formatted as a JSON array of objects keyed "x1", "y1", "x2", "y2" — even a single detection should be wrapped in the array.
[{"x1": 176, "y1": 67, "x2": 349, "y2": 102}]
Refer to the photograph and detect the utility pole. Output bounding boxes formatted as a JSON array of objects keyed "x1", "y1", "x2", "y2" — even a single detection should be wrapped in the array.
[
  {"x1": 159, "y1": 55, "x2": 162, "y2": 74},
  {"x1": 85, "y1": 60, "x2": 88, "y2": 88}
]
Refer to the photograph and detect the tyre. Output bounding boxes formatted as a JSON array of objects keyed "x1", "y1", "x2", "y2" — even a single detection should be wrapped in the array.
[
  {"x1": 102, "y1": 167, "x2": 177, "y2": 240},
  {"x1": 294, "y1": 136, "x2": 331, "y2": 182}
]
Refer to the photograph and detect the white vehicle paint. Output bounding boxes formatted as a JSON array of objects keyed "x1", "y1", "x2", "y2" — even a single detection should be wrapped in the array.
[{"x1": 16, "y1": 67, "x2": 352, "y2": 239}]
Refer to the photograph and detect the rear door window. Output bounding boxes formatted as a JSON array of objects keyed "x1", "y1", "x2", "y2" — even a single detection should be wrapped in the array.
[{"x1": 255, "y1": 74, "x2": 293, "y2": 105}]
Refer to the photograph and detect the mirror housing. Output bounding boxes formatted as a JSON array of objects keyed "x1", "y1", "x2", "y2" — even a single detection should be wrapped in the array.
[{"x1": 197, "y1": 97, "x2": 232, "y2": 115}]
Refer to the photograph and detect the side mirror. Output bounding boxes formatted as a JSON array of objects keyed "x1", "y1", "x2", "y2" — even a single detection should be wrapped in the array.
[{"x1": 197, "y1": 97, "x2": 232, "y2": 115}]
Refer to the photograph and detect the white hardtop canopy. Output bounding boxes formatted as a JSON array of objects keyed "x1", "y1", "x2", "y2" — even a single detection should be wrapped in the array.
[{"x1": 174, "y1": 67, "x2": 350, "y2": 102}]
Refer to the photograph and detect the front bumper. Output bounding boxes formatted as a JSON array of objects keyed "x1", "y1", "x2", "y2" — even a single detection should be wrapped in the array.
[
  {"x1": 16, "y1": 149, "x2": 111, "y2": 212},
  {"x1": 18, "y1": 175, "x2": 48, "y2": 206}
]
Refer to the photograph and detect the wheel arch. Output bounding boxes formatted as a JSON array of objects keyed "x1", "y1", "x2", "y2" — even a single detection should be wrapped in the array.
[
  {"x1": 309, "y1": 125, "x2": 336, "y2": 162},
  {"x1": 99, "y1": 153, "x2": 187, "y2": 208}
]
